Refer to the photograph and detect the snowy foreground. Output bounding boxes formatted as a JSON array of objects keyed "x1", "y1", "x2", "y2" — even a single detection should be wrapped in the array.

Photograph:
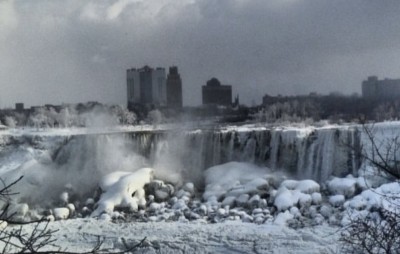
[
  {"x1": 1, "y1": 123, "x2": 400, "y2": 253},
  {"x1": 43, "y1": 220, "x2": 339, "y2": 253},
  {"x1": 2, "y1": 159, "x2": 397, "y2": 253}
]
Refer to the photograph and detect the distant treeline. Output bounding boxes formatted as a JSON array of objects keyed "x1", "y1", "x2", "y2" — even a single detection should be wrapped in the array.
[
  {"x1": 256, "y1": 94, "x2": 400, "y2": 123},
  {"x1": 1, "y1": 95, "x2": 399, "y2": 128},
  {"x1": 0, "y1": 102, "x2": 137, "y2": 128}
]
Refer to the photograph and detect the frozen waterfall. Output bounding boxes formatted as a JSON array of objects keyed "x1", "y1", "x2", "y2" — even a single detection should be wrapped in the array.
[{"x1": 46, "y1": 126, "x2": 362, "y2": 184}]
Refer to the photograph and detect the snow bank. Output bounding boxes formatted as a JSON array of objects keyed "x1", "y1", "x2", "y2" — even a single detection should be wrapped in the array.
[
  {"x1": 202, "y1": 162, "x2": 326, "y2": 226},
  {"x1": 327, "y1": 176, "x2": 358, "y2": 198},
  {"x1": 203, "y1": 162, "x2": 272, "y2": 201},
  {"x1": 281, "y1": 179, "x2": 320, "y2": 194},
  {"x1": 275, "y1": 179, "x2": 320, "y2": 212},
  {"x1": 356, "y1": 182, "x2": 400, "y2": 212},
  {"x1": 329, "y1": 195, "x2": 345, "y2": 207},
  {"x1": 53, "y1": 208, "x2": 70, "y2": 220},
  {"x1": 7, "y1": 219, "x2": 339, "y2": 254},
  {"x1": 274, "y1": 210, "x2": 294, "y2": 225},
  {"x1": 274, "y1": 187, "x2": 300, "y2": 211},
  {"x1": 91, "y1": 168, "x2": 154, "y2": 217},
  {"x1": 324, "y1": 174, "x2": 400, "y2": 227}
]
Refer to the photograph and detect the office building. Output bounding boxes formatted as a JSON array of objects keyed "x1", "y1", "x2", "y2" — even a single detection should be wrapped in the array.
[
  {"x1": 202, "y1": 78, "x2": 232, "y2": 106},
  {"x1": 166, "y1": 66, "x2": 183, "y2": 108},
  {"x1": 362, "y1": 76, "x2": 400, "y2": 99},
  {"x1": 127, "y1": 66, "x2": 167, "y2": 107}
]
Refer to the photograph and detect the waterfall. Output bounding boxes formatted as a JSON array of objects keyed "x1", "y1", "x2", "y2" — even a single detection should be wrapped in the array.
[
  {"x1": 120, "y1": 126, "x2": 361, "y2": 183},
  {"x1": 7, "y1": 125, "x2": 362, "y2": 185}
]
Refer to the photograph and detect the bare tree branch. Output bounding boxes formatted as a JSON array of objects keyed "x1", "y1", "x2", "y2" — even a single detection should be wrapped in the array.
[{"x1": 340, "y1": 122, "x2": 400, "y2": 253}]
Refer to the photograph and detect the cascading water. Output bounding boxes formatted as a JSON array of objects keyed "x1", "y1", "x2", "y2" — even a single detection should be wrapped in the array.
[
  {"x1": 0, "y1": 125, "x2": 363, "y2": 194},
  {"x1": 51, "y1": 126, "x2": 361, "y2": 184}
]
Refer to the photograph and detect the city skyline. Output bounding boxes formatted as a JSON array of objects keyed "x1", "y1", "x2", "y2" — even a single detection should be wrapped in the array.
[
  {"x1": 126, "y1": 65, "x2": 183, "y2": 108},
  {"x1": 1, "y1": 1, "x2": 400, "y2": 108}
]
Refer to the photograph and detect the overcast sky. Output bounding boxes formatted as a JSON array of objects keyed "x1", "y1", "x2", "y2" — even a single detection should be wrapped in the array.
[{"x1": 1, "y1": 0, "x2": 400, "y2": 107}]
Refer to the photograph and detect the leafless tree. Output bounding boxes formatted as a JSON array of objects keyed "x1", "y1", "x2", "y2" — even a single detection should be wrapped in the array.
[
  {"x1": 361, "y1": 124, "x2": 400, "y2": 179},
  {"x1": 340, "y1": 208, "x2": 400, "y2": 254},
  {"x1": 340, "y1": 123, "x2": 400, "y2": 253}
]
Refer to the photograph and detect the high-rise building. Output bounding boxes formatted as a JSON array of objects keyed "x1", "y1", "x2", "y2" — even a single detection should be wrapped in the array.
[
  {"x1": 127, "y1": 66, "x2": 167, "y2": 107},
  {"x1": 362, "y1": 76, "x2": 400, "y2": 99},
  {"x1": 202, "y1": 78, "x2": 232, "y2": 106},
  {"x1": 166, "y1": 66, "x2": 183, "y2": 108},
  {"x1": 15, "y1": 103, "x2": 24, "y2": 112}
]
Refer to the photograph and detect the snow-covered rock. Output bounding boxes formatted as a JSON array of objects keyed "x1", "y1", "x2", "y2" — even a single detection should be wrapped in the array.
[
  {"x1": 145, "y1": 180, "x2": 174, "y2": 202},
  {"x1": 329, "y1": 195, "x2": 345, "y2": 207},
  {"x1": 91, "y1": 168, "x2": 154, "y2": 217},
  {"x1": 312, "y1": 214, "x2": 325, "y2": 225},
  {"x1": 298, "y1": 193, "x2": 312, "y2": 208},
  {"x1": 99, "y1": 213, "x2": 112, "y2": 221},
  {"x1": 248, "y1": 194, "x2": 261, "y2": 208},
  {"x1": 221, "y1": 196, "x2": 236, "y2": 207},
  {"x1": 45, "y1": 215, "x2": 55, "y2": 222},
  {"x1": 289, "y1": 207, "x2": 301, "y2": 218},
  {"x1": 259, "y1": 199, "x2": 268, "y2": 208},
  {"x1": 85, "y1": 198, "x2": 95, "y2": 206},
  {"x1": 281, "y1": 180, "x2": 320, "y2": 194},
  {"x1": 344, "y1": 195, "x2": 366, "y2": 210},
  {"x1": 341, "y1": 210, "x2": 369, "y2": 226},
  {"x1": 197, "y1": 205, "x2": 208, "y2": 216},
  {"x1": 175, "y1": 189, "x2": 191, "y2": 199},
  {"x1": 239, "y1": 211, "x2": 253, "y2": 223},
  {"x1": 67, "y1": 203, "x2": 75, "y2": 214},
  {"x1": 281, "y1": 180, "x2": 298, "y2": 190},
  {"x1": 236, "y1": 194, "x2": 250, "y2": 207},
  {"x1": 0, "y1": 220, "x2": 7, "y2": 230},
  {"x1": 217, "y1": 208, "x2": 227, "y2": 217},
  {"x1": 254, "y1": 214, "x2": 265, "y2": 224},
  {"x1": 274, "y1": 211, "x2": 294, "y2": 225},
  {"x1": 203, "y1": 162, "x2": 270, "y2": 200},
  {"x1": 252, "y1": 208, "x2": 263, "y2": 215},
  {"x1": 320, "y1": 205, "x2": 332, "y2": 218},
  {"x1": 327, "y1": 176, "x2": 357, "y2": 198},
  {"x1": 7, "y1": 203, "x2": 29, "y2": 218},
  {"x1": 148, "y1": 202, "x2": 164, "y2": 213},
  {"x1": 54, "y1": 208, "x2": 70, "y2": 220},
  {"x1": 296, "y1": 180, "x2": 320, "y2": 194},
  {"x1": 172, "y1": 199, "x2": 188, "y2": 211},
  {"x1": 347, "y1": 182, "x2": 400, "y2": 212},
  {"x1": 182, "y1": 182, "x2": 195, "y2": 194},
  {"x1": 311, "y1": 192, "x2": 322, "y2": 205},
  {"x1": 274, "y1": 187, "x2": 300, "y2": 211},
  {"x1": 60, "y1": 192, "x2": 69, "y2": 204}
]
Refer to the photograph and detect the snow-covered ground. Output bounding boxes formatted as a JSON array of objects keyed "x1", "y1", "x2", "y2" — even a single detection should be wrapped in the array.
[{"x1": 40, "y1": 219, "x2": 339, "y2": 253}]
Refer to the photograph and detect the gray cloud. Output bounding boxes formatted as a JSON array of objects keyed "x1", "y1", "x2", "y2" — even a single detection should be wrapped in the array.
[{"x1": 1, "y1": 0, "x2": 400, "y2": 107}]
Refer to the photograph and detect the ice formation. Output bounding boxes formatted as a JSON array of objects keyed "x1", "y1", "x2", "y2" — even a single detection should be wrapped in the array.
[{"x1": 91, "y1": 168, "x2": 154, "y2": 217}]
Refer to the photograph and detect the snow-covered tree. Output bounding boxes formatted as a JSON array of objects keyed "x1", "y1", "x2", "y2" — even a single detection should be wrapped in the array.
[
  {"x1": 28, "y1": 108, "x2": 50, "y2": 129},
  {"x1": 111, "y1": 105, "x2": 137, "y2": 125},
  {"x1": 4, "y1": 116, "x2": 16, "y2": 128},
  {"x1": 147, "y1": 109, "x2": 163, "y2": 125}
]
